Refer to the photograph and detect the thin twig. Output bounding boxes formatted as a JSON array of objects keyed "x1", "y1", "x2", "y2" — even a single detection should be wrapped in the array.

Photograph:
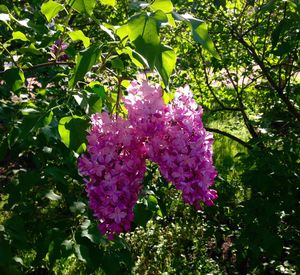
[
  {"x1": 115, "y1": 77, "x2": 122, "y2": 119},
  {"x1": 198, "y1": 48, "x2": 242, "y2": 112},
  {"x1": 231, "y1": 30, "x2": 300, "y2": 120},
  {"x1": 214, "y1": 44, "x2": 258, "y2": 138},
  {"x1": 206, "y1": 127, "x2": 252, "y2": 149},
  {"x1": 0, "y1": 61, "x2": 75, "y2": 76},
  {"x1": 1, "y1": 43, "x2": 19, "y2": 68}
]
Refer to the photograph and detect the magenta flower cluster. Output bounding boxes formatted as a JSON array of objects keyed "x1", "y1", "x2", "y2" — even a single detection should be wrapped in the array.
[
  {"x1": 78, "y1": 81, "x2": 217, "y2": 239},
  {"x1": 50, "y1": 40, "x2": 69, "y2": 61}
]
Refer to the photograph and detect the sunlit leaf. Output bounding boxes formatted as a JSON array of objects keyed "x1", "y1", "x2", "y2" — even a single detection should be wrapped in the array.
[
  {"x1": 0, "y1": 5, "x2": 9, "y2": 13},
  {"x1": 69, "y1": 44, "x2": 101, "y2": 88},
  {"x1": 150, "y1": 0, "x2": 173, "y2": 13},
  {"x1": 172, "y1": 12, "x2": 220, "y2": 59},
  {"x1": 155, "y1": 45, "x2": 176, "y2": 87},
  {"x1": 19, "y1": 43, "x2": 42, "y2": 55},
  {"x1": 191, "y1": 21, "x2": 219, "y2": 59},
  {"x1": 41, "y1": 0, "x2": 64, "y2": 22},
  {"x1": 73, "y1": 91, "x2": 102, "y2": 114},
  {"x1": 166, "y1": 13, "x2": 176, "y2": 26},
  {"x1": 43, "y1": 111, "x2": 53, "y2": 126},
  {"x1": 11, "y1": 31, "x2": 28, "y2": 41},
  {"x1": 99, "y1": 0, "x2": 116, "y2": 6},
  {"x1": 69, "y1": 0, "x2": 96, "y2": 15},
  {"x1": 68, "y1": 30, "x2": 90, "y2": 48},
  {"x1": 127, "y1": 13, "x2": 161, "y2": 69},
  {"x1": 58, "y1": 116, "x2": 89, "y2": 152},
  {"x1": 152, "y1": 9, "x2": 168, "y2": 25}
]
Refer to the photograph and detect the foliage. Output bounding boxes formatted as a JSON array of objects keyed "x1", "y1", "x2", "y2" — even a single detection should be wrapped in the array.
[{"x1": 0, "y1": 0, "x2": 299, "y2": 274}]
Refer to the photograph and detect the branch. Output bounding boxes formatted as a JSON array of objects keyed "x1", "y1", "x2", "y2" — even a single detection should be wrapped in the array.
[
  {"x1": 231, "y1": 30, "x2": 300, "y2": 121},
  {"x1": 25, "y1": 61, "x2": 75, "y2": 70},
  {"x1": 209, "y1": 107, "x2": 243, "y2": 112},
  {"x1": 0, "y1": 61, "x2": 75, "y2": 76},
  {"x1": 214, "y1": 44, "x2": 259, "y2": 139},
  {"x1": 199, "y1": 49, "x2": 242, "y2": 112},
  {"x1": 206, "y1": 127, "x2": 252, "y2": 149}
]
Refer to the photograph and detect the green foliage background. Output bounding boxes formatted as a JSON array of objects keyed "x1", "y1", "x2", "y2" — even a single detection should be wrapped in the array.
[{"x1": 0, "y1": 0, "x2": 299, "y2": 274}]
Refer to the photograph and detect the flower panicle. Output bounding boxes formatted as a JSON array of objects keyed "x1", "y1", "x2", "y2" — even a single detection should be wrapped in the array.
[{"x1": 78, "y1": 80, "x2": 217, "y2": 239}]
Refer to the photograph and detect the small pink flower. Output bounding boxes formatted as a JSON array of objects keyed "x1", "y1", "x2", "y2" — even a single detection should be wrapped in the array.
[{"x1": 109, "y1": 207, "x2": 127, "y2": 224}]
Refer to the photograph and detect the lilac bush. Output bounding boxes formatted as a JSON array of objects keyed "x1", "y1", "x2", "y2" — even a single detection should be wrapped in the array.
[{"x1": 78, "y1": 81, "x2": 217, "y2": 238}]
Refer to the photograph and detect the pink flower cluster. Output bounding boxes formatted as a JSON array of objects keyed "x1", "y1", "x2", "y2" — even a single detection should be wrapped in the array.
[
  {"x1": 50, "y1": 40, "x2": 69, "y2": 61},
  {"x1": 78, "y1": 113, "x2": 146, "y2": 239},
  {"x1": 78, "y1": 81, "x2": 217, "y2": 239}
]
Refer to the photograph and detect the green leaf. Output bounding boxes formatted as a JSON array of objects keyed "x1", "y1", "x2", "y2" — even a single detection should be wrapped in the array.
[
  {"x1": 173, "y1": 13, "x2": 220, "y2": 59},
  {"x1": 117, "y1": 47, "x2": 146, "y2": 68},
  {"x1": 11, "y1": 31, "x2": 29, "y2": 41},
  {"x1": 89, "y1": 83, "x2": 106, "y2": 99},
  {"x1": 41, "y1": 0, "x2": 64, "y2": 22},
  {"x1": 0, "y1": 5, "x2": 9, "y2": 13},
  {"x1": 81, "y1": 223, "x2": 101, "y2": 244},
  {"x1": 73, "y1": 91, "x2": 102, "y2": 114},
  {"x1": 19, "y1": 43, "x2": 42, "y2": 55},
  {"x1": 166, "y1": 13, "x2": 176, "y2": 26},
  {"x1": 45, "y1": 167, "x2": 68, "y2": 186},
  {"x1": 5, "y1": 216, "x2": 27, "y2": 247},
  {"x1": 134, "y1": 204, "x2": 153, "y2": 227},
  {"x1": 58, "y1": 116, "x2": 89, "y2": 152},
  {"x1": 99, "y1": 0, "x2": 116, "y2": 6},
  {"x1": 69, "y1": 0, "x2": 96, "y2": 15},
  {"x1": 3, "y1": 68, "x2": 25, "y2": 92},
  {"x1": 0, "y1": 238, "x2": 12, "y2": 265},
  {"x1": 116, "y1": 24, "x2": 129, "y2": 42},
  {"x1": 258, "y1": 0, "x2": 276, "y2": 13},
  {"x1": 111, "y1": 57, "x2": 124, "y2": 71},
  {"x1": 155, "y1": 45, "x2": 176, "y2": 87},
  {"x1": 152, "y1": 10, "x2": 168, "y2": 25},
  {"x1": 43, "y1": 111, "x2": 53, "y2": 126},
  {"x1": 147, "y1": 195, "x2": 159, "y2": 212},
  {"x1": 127, "y1": 13, "x2": 161, "y2": 69},
  {"x1": 150, "y1": 0, "x2": 173, "y2": 13},
  {"x1": 68, "y1": 30, "x2": 90, "y2": 48},
  {"x1": 191, "y1": 21, "x2": 219, "y2": 59},
  {"x1": 271, "y1": 18, "x2": 295, "y2": 49},
  {"x1": 69, "y1": 44, "x2": 101, "y2": 88},
  {"x1": 88, "y1": 94, "x2": 102, "y2": 114}
]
